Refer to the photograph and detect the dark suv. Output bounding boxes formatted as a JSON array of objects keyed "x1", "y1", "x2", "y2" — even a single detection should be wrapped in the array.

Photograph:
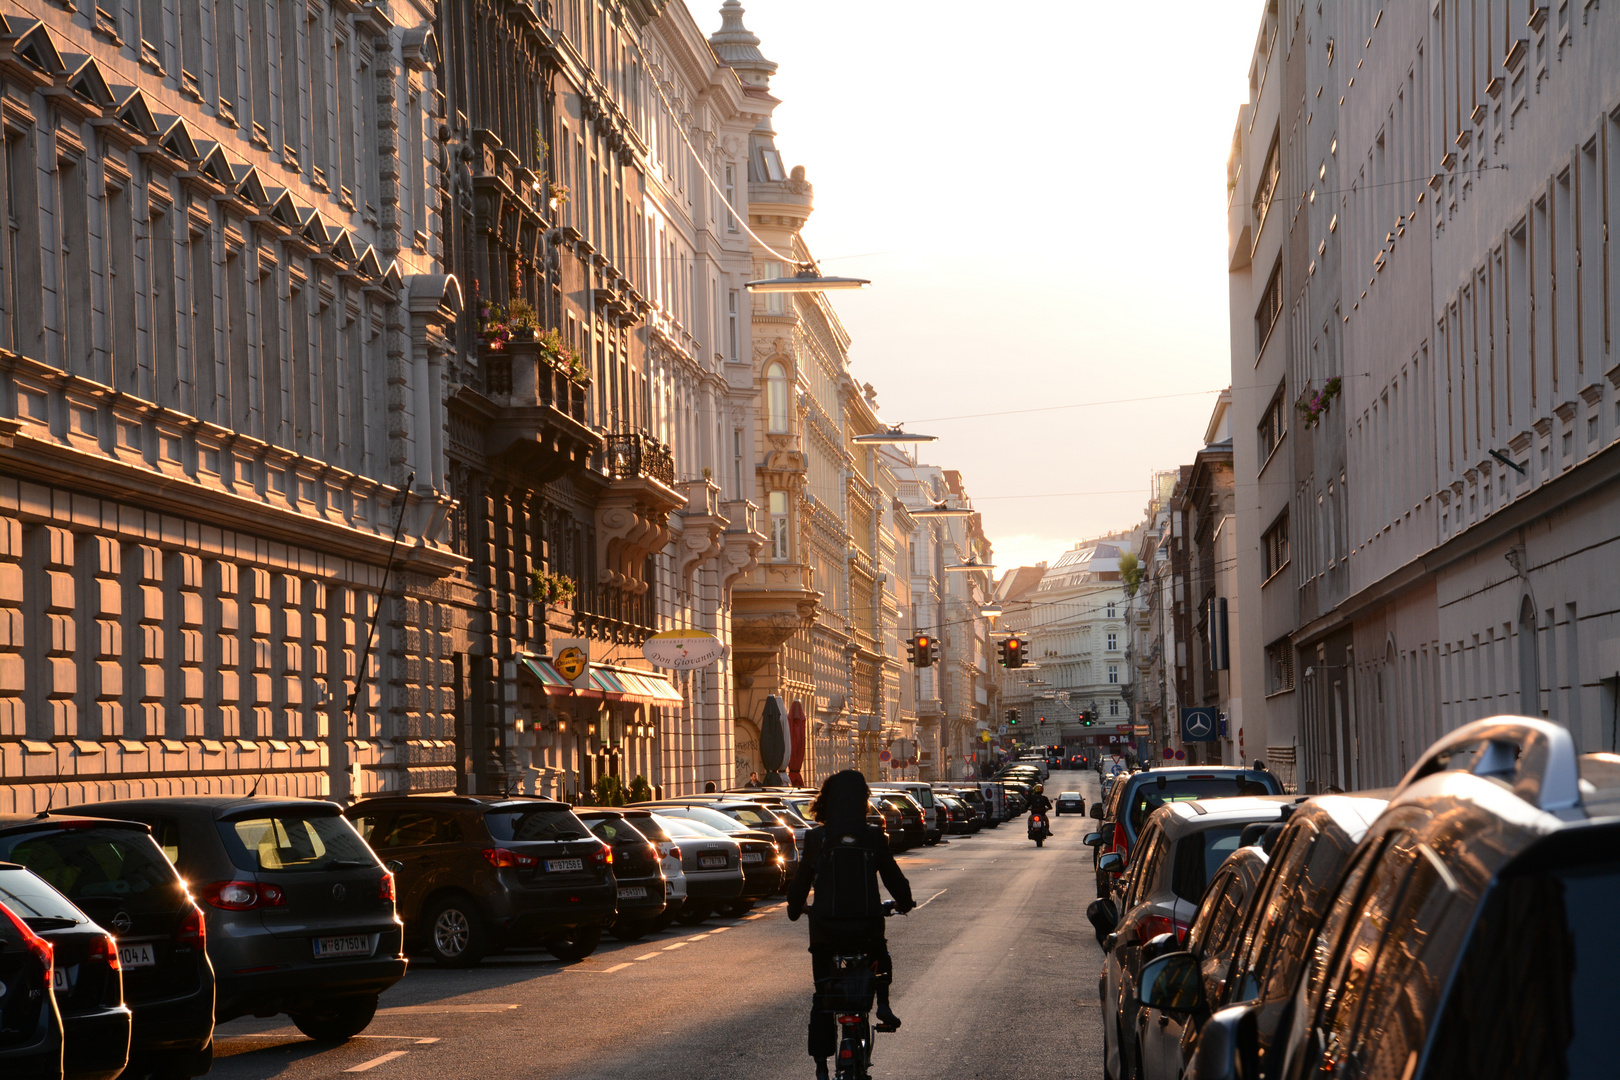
[
  {"x1": 574, "y1": 810, "x2": 667, "y2": 940},
  {"x1": 1090, "y1": 767, "x2": 1282, "y2": 898},
  {"x1": 71, "y1": 796, "x2": 403, "y2": 1042},
  {"x1": 1143, "y1": 717, "x2": 1620, "y2": 1080},
  {"x1": 2, "y1": 817, "x2": 215, "y2": 1078},
  {"x1": 346, "y1": 795, "x2": 614, "y2": 967}
]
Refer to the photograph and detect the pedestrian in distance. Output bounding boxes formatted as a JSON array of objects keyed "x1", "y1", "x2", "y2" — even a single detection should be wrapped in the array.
[
  {"x1": 744, "y1": 771, "x2": 763, "y2": 789},
  {"x1": 788, "y1": 769, "x2": 915, "y2": 1080}
]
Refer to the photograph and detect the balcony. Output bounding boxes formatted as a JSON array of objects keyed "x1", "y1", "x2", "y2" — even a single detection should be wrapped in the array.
[
  {"x1": 731, "y1": 561, "x2": 821, "y2": 685},
  {"x1": 595, "y1": 431, "x2": 684, "y2": 601},
  {"x1": 605, "y1": 432, "x2": 675, "y2": 486},
  {"x1": 481, "y1": 340, "x2": 600, "y2": 482}
]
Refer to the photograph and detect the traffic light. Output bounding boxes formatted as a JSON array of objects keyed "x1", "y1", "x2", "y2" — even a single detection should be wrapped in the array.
[
  {"x1": 906, "y1": 637, "x2": 917, "y2": 666},
  {"x1": 910, "y1": 634, "x2": 935, "y2": 669},
  {"x1": 1001, "y1": 635, "x2": 1025, "y2": 668},
  {"x1": 1006, "y1": 708, "x2": 1019, "y2": 725},
  {"x1": 928, "y1": 637, "x2": 940, "y2": 665},
  {"x1": 1081, "y1": 710, "x2": 1095, "y2": 727}
]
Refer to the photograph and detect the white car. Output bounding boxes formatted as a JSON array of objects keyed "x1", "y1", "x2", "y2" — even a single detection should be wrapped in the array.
[{"x1": 612, "y1": 809, "x2": 686, "y2": 932}]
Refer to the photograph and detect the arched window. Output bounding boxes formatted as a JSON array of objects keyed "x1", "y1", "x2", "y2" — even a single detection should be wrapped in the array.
[{"x1": 766, "y1": 362, "x2": 789, "y2": 433}]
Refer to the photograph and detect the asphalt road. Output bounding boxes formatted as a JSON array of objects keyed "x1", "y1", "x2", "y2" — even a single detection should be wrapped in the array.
[{"x1": 209, "y1": 772, "x2": 1106, "y2": 1080}]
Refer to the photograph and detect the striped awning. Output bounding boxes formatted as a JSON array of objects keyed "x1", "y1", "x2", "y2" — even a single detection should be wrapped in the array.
[{"x1": 518, "y1": 656, "x2": 682, "y2": 706}]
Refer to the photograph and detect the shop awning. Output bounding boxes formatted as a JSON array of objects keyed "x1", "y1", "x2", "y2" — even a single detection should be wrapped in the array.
[{"x1": 518, "y1": 656, "x2": 683, "y2": 706}]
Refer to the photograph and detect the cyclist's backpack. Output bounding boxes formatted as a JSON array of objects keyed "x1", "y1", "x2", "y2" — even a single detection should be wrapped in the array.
[{"x1": 812, "y1": 830, "x2": 884, "y2": 922}]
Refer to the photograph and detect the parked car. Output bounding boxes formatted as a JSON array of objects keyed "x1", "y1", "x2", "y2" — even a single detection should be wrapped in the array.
[
  {"x1": 868, "y1": 797, "x2": 909, "y2": 851},
  {"x1": 1134, "y1": 790, "x2": 1388, "y2": 1080},
  {"x1": 345, "y1": 794, "x2": 610, "y2": 968},
  {"x1": 1091, "y1": 768, "x2": 1283, "y2": 898},
  {"x1": 934, "y1": 793, "x2": 978, "y2": 835},
  {"x1": 871, "y1": 782, "x2": 942, "y2": 842},
  {"x1": 874, "y1": 793, "x2": 927, "y2": 849},
  {"x1": 1054, "y1": 791, "x2": 1085, "y2": 816},
  {"x1": 639, "y1": 800, "x2": 799, "y2": 880},
  {"x1": 1148, "y1": 717, "x2": 1620, "y2": 1080},
  {"x1": 647, "y1": 815, "x2": 744, "y2": 925},
  {"x1": 934, "y1": 784, "x2": 990, "y2": 827},
  {"x1": 573, "y1": 810, "x2": 667, "y2": 941},
  {"x1": 0, "y1": 865, "x2": 126, "y2": 1080},
  {"x1": 1133, "y1": 842, "x2": 1271, "y2": 1080},
  {"x1": 636, "y1": 806, "x2": 782, "y2": 913},
  {"x1": 71, "y1": 796, "x2": 402, "y2": 1042},
  {"x1": 2, "y1": 816, "x2": 214, "y2": 1079},
  {"x1": 0, "y1": 894, "x2": 62, "y2": 1080},
  {"x1": 1089, "y1": 795, "x2": 1292, "y2": 1080},
  {"x1": 610, "y1": 811, "x2": 685, "y2": 932}
]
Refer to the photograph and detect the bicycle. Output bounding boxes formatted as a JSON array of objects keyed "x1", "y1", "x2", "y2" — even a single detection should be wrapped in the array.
[{"x1": 816, "y1": 902, "x2": 900, "y2": 1080}]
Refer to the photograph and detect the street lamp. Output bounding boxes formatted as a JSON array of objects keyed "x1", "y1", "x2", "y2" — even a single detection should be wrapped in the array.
[
  {"x1": 745, "y1": 262, "x2": 871, "y2": 293},
  {"x1": 945, "y1": 559, "x2": 996, "y2": 574},
  {"x1": 852, "y1": 426, "x2": 938, "y2": 445},
  {"x1": 980, "y1": 602, "x2": 1003, "y2": 620},
  {"x1": 914, "y1": 503, "x2": 974, "y2": 518}
]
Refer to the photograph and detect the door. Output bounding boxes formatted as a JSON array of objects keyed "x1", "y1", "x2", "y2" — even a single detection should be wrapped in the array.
[{"x1": 370, "y1": 810, "x2": 466, "y2": 925}]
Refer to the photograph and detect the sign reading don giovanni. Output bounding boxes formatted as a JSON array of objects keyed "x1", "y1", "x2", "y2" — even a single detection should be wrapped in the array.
[{"x1": 641, "y1": 629, "x2": 727, "y2": 670}]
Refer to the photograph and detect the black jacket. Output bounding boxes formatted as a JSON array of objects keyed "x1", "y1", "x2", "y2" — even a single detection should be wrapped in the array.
[
  {"x1": 787, "y1": 823, "x2": 913, "y2": 946},
  {"x1": 1028, "y1": 793, "x2": 1052, "y2": 814}
]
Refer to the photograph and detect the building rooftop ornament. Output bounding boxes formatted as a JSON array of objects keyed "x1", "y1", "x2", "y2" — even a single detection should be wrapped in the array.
[{"x1": 709, "y1": 1, "x2": 777, "y2": 88}]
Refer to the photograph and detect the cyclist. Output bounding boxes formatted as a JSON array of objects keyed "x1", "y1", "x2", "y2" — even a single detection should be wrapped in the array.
[{"x1": 787, "y1": 769, "x2": 915, "y2": 1080}]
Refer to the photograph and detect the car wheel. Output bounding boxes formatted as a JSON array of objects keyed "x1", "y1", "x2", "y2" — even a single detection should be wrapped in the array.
[
  {"x1": 649, "y1": 905, "x2": 679, "y2": 933},
  {"x1": 290, "y1": 996, "x2": 378, "y2": 1042},
  {"x1": 721, "y1": 899, "x2": 754, "y2": 917},
  {"x1": 424, "y1": 895, "x2": 487, "y2": 967},
  {"x1": 612, "y1": 919, "x2": 650, "y2": 941},
  {"x1": 545, "y1": 924, "x2": 602, "y2": 962},
  {"x1": 674, "y1": 901, "x2": 712, "y2": 926}
]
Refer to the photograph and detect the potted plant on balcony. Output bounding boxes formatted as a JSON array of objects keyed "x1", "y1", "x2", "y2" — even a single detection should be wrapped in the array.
[
  {"x1": 548, "y1": 182, "x2": 570, "y2": 210},
  {"x1": 1295, "y1": 376, "x2": 1343, "y2": 429},
  {"x1": 565, "y1": 353, "x2": 590, "y2": 386},
  {"x1": 478, "y1": 298, "x2": 511, "y2": 351},
  {"x1": 529, "y1": 569, "x2": 578, "y2": 608},
  {"x1": 507, "y1": 297, "x2": 539, "y2": 341}
]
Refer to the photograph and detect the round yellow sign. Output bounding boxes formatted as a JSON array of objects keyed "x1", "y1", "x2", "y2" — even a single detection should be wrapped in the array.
[{"x1": 555, "y1": 647, "x2": 587, "y2": 681}]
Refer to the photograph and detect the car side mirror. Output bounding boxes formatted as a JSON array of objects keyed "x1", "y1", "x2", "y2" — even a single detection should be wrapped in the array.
[
  {"x1": 1085, "y1": 897, "x2": 1118, "y2": 944},
  {"x1": 1090, "y1": 804, "x2": 1104, "y2": 820},
  {"x1": 1083, "y1": 832, "x2": 1104, "y2": 847},
  {"x1": 1189, "y1": 1003, "x2": 1261, "y2": 1080},
  {"x1": 1097, "y1": 851, "x2": 1125, "y2": 874},
  {"x1": 1140, "y1": 931, "x2": 1180, "y2": 966},
  {"x1": 1138, "y1": 950, "x2": 1204, "y2": 1016}
]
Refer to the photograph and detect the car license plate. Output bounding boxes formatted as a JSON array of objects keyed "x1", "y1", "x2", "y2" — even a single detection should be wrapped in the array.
[
  {"x1": 698, "y1": 855, "x2": 727, "y2": 869},
  {"x1": 118, "y1": 943, "x2": 156, "y2": 969},
  {"x1": 740, "y1": 852, "x2": 763, "y2": 864},
  {"x1": 617, "y1": 886, "x2": 648, "y2": 900},
  {"x1": 51, "y1": 965, "x2": 73, "y2": 992},
  {"x1": 312, "y1": 935, "x2": 371, "y2": 959},
  {"x1": 546, "y1": 858, "x2": 584, "y2": 872}
]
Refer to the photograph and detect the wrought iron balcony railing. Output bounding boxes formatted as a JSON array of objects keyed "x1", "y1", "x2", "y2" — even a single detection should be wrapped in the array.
[{"x1": 605, "y1": 432, "x2": 675, "y2": 486}]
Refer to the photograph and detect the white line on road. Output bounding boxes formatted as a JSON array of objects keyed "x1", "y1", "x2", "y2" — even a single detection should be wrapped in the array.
[
  {"x1": 346, "y1": 1051, "x2": 410, "y2": 1072},
  {"x1": 634, "y1": 952, "x2": 661, "y2": 960},
  {"x1": 376, "y1": 1004, "x2": 519, "y2": 1015},
  {"x1": 707, "y1": 926, "x2": 730, "y2": 933},
  {"x1": 913, "y1": 889, "x2": 948, "y2": 910},
  {"x1": 601, "y1": 962, "x2": 632, "y2": 973},
  {"x1": 742, "y1": 913, "x2": 765, "y2": 920},
  {"x1": 662, "y1": 941, "x2": 688, "y2": 950},
  {"x1": 414, "y1": 1039, "x2": 440, "y2": 1044}
]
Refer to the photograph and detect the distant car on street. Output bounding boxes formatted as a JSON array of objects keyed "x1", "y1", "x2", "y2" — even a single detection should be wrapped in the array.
[
  {"x1": 71, "y1": 795, "x2": 404, "y2": 1042},
  {"x1": 574, "y1": 810, "x2": 668, "y2": 941},
  {"x1": 1054, "y1": 792, "x2": 1084, "y2": 816},
  {"x1": 647, "y1": 815, "x2": 744, "y2": 925}
]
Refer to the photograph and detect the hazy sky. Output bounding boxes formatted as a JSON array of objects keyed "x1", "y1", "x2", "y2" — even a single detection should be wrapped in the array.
[{"x1": 701, "y1": 1, "x2": 1264, "y2": 570}]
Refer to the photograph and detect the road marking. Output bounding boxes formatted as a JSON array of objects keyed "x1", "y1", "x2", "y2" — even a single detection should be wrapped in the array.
[
  {"x1": 913, "y1": 888, "x2": 948, "y2": 910},
  {"x1": 346, "y1": 1051, "x2": 410, "y2": 1072},
  {"x1": 414, "y1": 1039, "x2": 440, "y2": 1045},
  {"x1": 601, "y1": 962, "x2": 632, "y2": 973},
  {"x1": 376, "y1": 1004, "x2": 518, "y2": 1015},
  {"x1": 662, "y1": 941, "x2": 688, "y2": 950},
  {"x1": 742, "y1": 913, "x2": 766, "y2": 920},
  {"x1": 707, "y1": 926, "x2": 730, "y2": 934},
  {"x1": 635, "y1": 952, "x2": 661, "y2": 960}
]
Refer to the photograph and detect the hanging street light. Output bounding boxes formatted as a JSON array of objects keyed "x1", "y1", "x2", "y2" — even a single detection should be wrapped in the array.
[
  {"x1": 913, "y1": 502, "x2": 974, "y2": 517},
  {"x1": 852, "y1": 426, "x2": 938, "y2": 445},
  {"x1": 980, "y1": 602, "x2": 1003, "y2": 620},
  {"x1": 745, "y1": 262, "x2": 871, "y2": 293},
  {"x1": 945, "y1": 558, "x2": 996, "y2": 574}
]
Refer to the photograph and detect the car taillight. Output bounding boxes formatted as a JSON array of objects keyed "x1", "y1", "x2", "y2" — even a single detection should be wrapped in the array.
[
  {"x1": 90, "y1": 933, "x2": 121, "y2": 971},
  {"x1": 667, "y1": 846, "x2": 681, "y2": 861},
  {"x1": 589, "y1": 843, "x2": 613, "y2": 866},
  {"x1": 480, "y1": 848, "x2": 537, "y2": 869},
  {"x1": 1138, "y1": 914, "x2": 1187, "y2": 945},
  {"x1": 1, "y1": 902, "x2": 53, "y2": 984},
  {"x1": 378, "y1": 872, "x2": 396, "y2": 903},
  {"x1": 1110, "y1": 823, "x2": 1129, "y2": 870},
  {"x1": 201, "y1": 880, "x2": 285, "y2": 910},
  {"x1": 177, "y1": 904, "x2": 206, "y2": 946}
]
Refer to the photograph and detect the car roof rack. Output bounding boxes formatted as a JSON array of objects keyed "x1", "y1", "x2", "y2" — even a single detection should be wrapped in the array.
[{"x1": 1393, "y1": 715, "x2": 1580, "y2": 813}]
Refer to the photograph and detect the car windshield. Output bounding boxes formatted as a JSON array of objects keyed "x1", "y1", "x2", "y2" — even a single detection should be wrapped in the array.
[
  {"x1": 661, "y1": 806, "x2": 750, "y2": 834},
  {"x1": 484, "y1": 807, "x2": 593, "y2": 842},
  {"x1": 652, "y1": 814, "x2": 726, "y2": 840},
  {"x1": 0, "y1": 827, "x2": 180, "y2": 916},
  {"x1": 219, "y1": 813, "x2": 377, "y2": 873},
  {"x1": 726, "y1": 806, "x2": 781, "y2": 829},
  {"x1": 1126, "y1": 777, "x2": 1279, "y2": 835},
  {"x1": 624, "y1": 816, "x2": 669, "y2": 843},
  {"x1": 584, "y1": 817, "x2": 649, "y2": 844},
  {"x1": 0, "y1": 866, "x2": 86, "y2": 928},
  {"x1": 1170, "y1": 827, "x2": 1249, "y2": 902}
]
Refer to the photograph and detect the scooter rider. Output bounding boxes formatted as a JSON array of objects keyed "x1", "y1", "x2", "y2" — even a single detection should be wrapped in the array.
[{"x1": 1027, "y1": 783, "x2": 1053, "y2": 818}]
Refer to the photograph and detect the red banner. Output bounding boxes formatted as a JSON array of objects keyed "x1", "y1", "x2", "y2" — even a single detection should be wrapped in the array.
[{"x1": 787, "y1": 699, "x2": 806, "y2": 786}]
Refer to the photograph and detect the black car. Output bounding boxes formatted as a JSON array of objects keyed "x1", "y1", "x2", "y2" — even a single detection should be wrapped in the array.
[
  {"x1": 1054, "y1": 792, "x2": 1085, "y2": 816},
  {"x1": 636, "y1": 806, "x2": 782, "y2": 913},
  {"x1": 0, "y1": 864, "x2": 128, "y2": 1080},
  {"x1": 346, "y1": 795, "x2": 613, "y2": 967},
  {"x1": 637, "y1": 799, "x2": 799, "y2": 881},
  {"x1": 72, "y1": 796, "x2": 404, "y2": 1041},
  {"x1": 1, "y1": 817, "x2": 214, "y2": 1079},
  {"x1": 574, "y1": 810, "x2": 667, "y2": 940},
  {"x1": 0, "y1": 893, "x2": 64, "y2": 1080},
  {"x1": 875, "y1": 794, "x2": 926, "y2": 849}
]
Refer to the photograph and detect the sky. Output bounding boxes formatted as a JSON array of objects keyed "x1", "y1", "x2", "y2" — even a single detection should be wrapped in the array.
[{"x1": 700, "y1": 1, "x2": 1265, "y2": 571}]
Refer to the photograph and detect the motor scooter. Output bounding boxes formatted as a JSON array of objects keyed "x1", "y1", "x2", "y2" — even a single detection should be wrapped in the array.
[{"x1": 1027, "y1": 811, "x2": 1050, "y2": 848}]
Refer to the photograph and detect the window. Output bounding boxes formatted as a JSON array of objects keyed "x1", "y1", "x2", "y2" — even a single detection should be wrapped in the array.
[
  {"x1": 1108, "y1": 664, "x2": 1119, "y2": 684},
  {"x1": 759, "y1": 148, "x2": 785, "y2": 181},
  {"x1": 766, "y1": 362, "x2": 789, "y2": 432},
  {"x1": 732, "y1": 429, "x2": 745, "y2": 499},
  {"x1": 1255, "y1": 257, "x2": 1284, "y2": 355},
  {"x1": 219, "y1": 813, "x2": 374, "y2": 873},
  {"x1": 1107, "y1": 632, "x2": 1118, "y2": 651},
  {"x1": 723, "y1": 164, "x2": 738, "y2": 232},
  {"x1": 762, "y1": 261, "x2": 787, "y2": 315},
  {"x1": 1252, "y1": 129, "x2": 1281, "y2": 229},
  {"x1": 1258, "y1": 382, "x2": 1287, "y2": 464},
  {"x1": 769, "y1": 491, "x2": 789, "y2": 560},
  {"x1": 1266, "y1": 638, "x2": 1295, "y2": 694},
  {"x1": 1262, "y1": 513, "x2": 1290, "y2": 580},
  {"x1": 1106, "y1": 602, "x2": 1116, "y2": 619},
  {"x1": 727, "y1": 290, "x2": 739, "y2": 360},
  {"x1": 1109, "y1": 698, "x2": 1120, "y2": 716}
]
